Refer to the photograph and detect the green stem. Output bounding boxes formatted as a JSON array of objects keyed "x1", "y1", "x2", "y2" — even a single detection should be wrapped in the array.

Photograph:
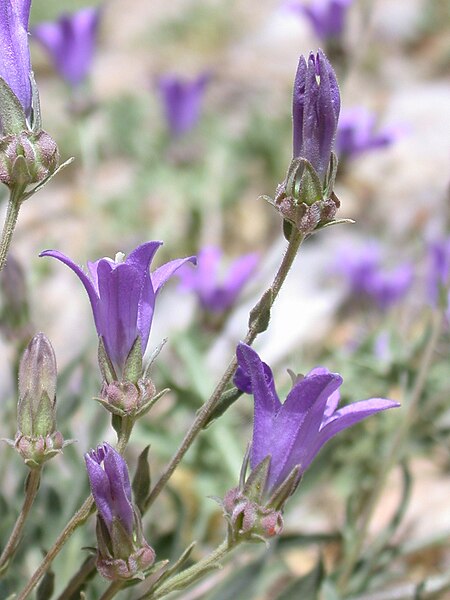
[
  {"x1": 17, "y1": 418, "x2": 134, "y2": 600},
  {"x1": 99, "y1": 579, "x2": 124, "y2": 600},
  {"x1": 0, "y1": 468, "x2": 41, "y2": 576},
  {"x1": 17, "y1": 494, "x2": 95, "y2": 600},
  {"x1": 144, "y1": 229, "x2": 303, "y2": 512},
  {"x1": 0, "y1": 186, "x2": 25, "y2": 272},
  {"x1": 337, "y1": 309, "x2": 445, "y2": 594},
  {"x1": 141, "y1": 539, "x2": 232, "y2": 600},
  {"x1": 350, "y1": 570, "x2": 450, "y2": 600}
]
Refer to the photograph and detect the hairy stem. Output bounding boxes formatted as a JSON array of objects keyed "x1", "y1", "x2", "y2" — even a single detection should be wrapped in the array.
[
  {"x1": 337, "y1": 309, "x2": 445, "y2": 594},
  {"x1": 0, "y1": 186, "x2": 25, "y2": 272},
  {"x1": 0, "y1": 468, "x2": 41, "y2": 576}
]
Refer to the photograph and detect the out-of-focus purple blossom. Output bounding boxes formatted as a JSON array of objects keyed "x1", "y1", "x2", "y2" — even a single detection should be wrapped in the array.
[
  {"x1": 234, "y1": 343, "x2": 399, "y2": 494},
  {"x1": 292, "y1": 49, "x2": 340, "y2": 180},
  {"x1": 157, "y1": 73, "x2": 210, "y2": 137},
  {"x1": 335, "y1": 242, "x2": 381, "y2": 294},
  {"x1": 335, "y1": 107, "x2": 402, "y2": 159},
  {"x1": 178, "y1": 246, "x2": 258, "y2": 313},
  {"x1": 286, "y1": 0, "x2": 353, "y2": 41},
  {"x1": 0, "y1": 0, "x2": 32, "y2": 118},
  {"x1": 85, "y1": 443, "x2": 133, "y2": 536},
  {"x1": 32, "y1": 7, "x2": 101, "y2": 87},
  {"x1": 40, "y1": 242, "x2": 196, "y2": 376},
  {"x1": 335, "y1": 242, "x2": 413, "y2": 310},
  {"x1": 365, "y1": 264, "x2": 414, "y2": 310},
  {"x1": 427, "y1": 238, "x2": 450, "y2": 305}
]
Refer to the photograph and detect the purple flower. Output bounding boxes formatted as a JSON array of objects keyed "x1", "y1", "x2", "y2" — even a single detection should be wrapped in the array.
[
  {"x1": 365, "y1": 264, "x2": 413, "y2": 310},
  {"x1": 0, "y1": 0, "x2": 32, "y2": 117},
  {"x1": 40, "y1": 242, "x2": 196, "y2": 375},
  {"x1": 85, "y1": 443, "x2": 133, "y2": 536},
  {"x1": 335, "y1": 107, "x2": 401, "y2": 159},
  {"x1": 157, "y1": 73, "x2": 210, "y2": 137},
  {"x1": 427, "y1": 238, "x2": 450, "y2": 305},
  {"x1": 234, "y1": 343, "x2": 399, "y2": 493},
  {"x1": 32, "y1": 7, "x2": 101, "y2": 87},
  {"x1": 292, "y1": 50, "x2": 340, "y2": 180},
  {"x1": 286, "y1": 0, "x2": 353, "y2": 41},
  {"x1": 178, "y1": 246, "x2": 258, "y2": 313},
  {"x1": 85, "y1": 443, "x2": 156, "y2": 580},
  {"x1": 335, "y1": 243, "x2": 413, "y2": 310}
]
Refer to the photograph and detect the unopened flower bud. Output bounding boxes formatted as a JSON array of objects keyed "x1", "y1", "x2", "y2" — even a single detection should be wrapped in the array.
[
  {"x1": 85, "y1": 443, "x2": 156, "y2": 581},
  {"x1": 7, "y1": 333, "x2": 69, "y2": 468},
  {"x1": 0, "y1": 129, "x2": 59, "y2": 188},
  {"x1": 18, "y1": 333, "x2": 57, "y2": 438}
]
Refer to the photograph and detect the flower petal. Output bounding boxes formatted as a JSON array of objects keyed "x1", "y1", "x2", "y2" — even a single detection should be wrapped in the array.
[
  {"x1": 268, "y1": 372, "x2": 342, "y2": 489},
  {"x1": 103, "y1": 445, "x2": 134, "y2": 535},
  {"x1": 303, "y1": 397, "x2": 400, "y2": 471},
  {"x1": 96, "y1": 260, "x2": 142, "y2": 373},
  {"x1": 151, "y1": 255, "x2": 197, "y2": 295},
  {"x1": 236, "y1": 343, "x2": 281, "y2": 470},
  {"x1": 85, "y1": 448, "x2": 114, "y2": 530},
  {"x1": 40, "y1": 249, "x2": 100, "y2": 323}
]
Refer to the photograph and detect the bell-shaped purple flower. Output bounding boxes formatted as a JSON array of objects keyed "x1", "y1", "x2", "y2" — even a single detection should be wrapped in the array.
[
  {"x1": 157, "y1": 73, "x2": 210, "y2": 137},
  {"x1": 286, "y1": 0, "x2": 353, "y2": 41},
  {"x1": 335, "y1": 107, "x2": 402, "y2": 159},
  {"x1": 40, "y1": 242, "x2": 196, "y2": 376},
  {"x1": 234, "y1": 343, "x2": 399, "y2": 494},
  {"x1": 32, "y1": 7, "x2": 101, "y2": 87},
  {"x1": 178, "y1": 246, "x2": 258, "y2": 313},
  {"x1": 292, "y1": 49, "x2": 340, "y2": 180},
  {"x1": 85, "y1": 443, "x2": 155, "y2": 580},
  {"x1": 0, "y1": 0, "x2": 32, "y2": 118}
]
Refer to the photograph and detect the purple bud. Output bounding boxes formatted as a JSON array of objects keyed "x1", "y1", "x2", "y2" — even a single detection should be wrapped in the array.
[
  {"x1": 85, "y1": 443, "x2": 134, "y2": 536},
  {"x1": 0, "y1": 0, "x2": 32, "y2": 118},
  {"x1": 33, "y1": 7, "x2": 101, "y2": 87},
  {"x1": 292, "y1": 49, "x2": 340, "y2": 180},
  {"x1": 85, "y1": 443, "x2": 156, "y2": 580}
]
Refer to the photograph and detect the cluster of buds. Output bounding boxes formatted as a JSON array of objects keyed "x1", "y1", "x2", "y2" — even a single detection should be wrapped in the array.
[
  {"x1": 4, "y1": 333, "x2": 69, "y2": 468},
  {"x1": 85, "y1": 443, "x2": 156, "y2": 580},
  {"x1": 0, "y1": 1, "x2": 60, "y2": 192},
  {"x1": 267, "y1": 49, "x2": 341, "y2": 236},
  {"x1": 221, "y1": 453, "x2": 299, "y2": 544}
]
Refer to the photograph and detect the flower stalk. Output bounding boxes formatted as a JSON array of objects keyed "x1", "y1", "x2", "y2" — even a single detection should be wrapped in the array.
[
  {"x1": 0, "y1": 468, "x2": 41, "y2": 575},
  {"x1": 0, "y1": 185, "x2": 24, "y2": 272}
]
